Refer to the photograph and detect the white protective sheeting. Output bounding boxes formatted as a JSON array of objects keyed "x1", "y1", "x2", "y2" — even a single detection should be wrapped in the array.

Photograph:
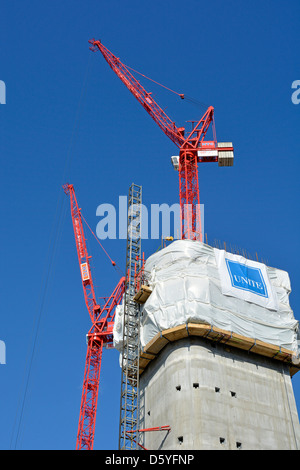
[
  {"x1": 113, "y1": 302, "x2": 125, "y2": 352},
  {"x1": 136, "y1": 240, "x2": 299, "y2": 353}
]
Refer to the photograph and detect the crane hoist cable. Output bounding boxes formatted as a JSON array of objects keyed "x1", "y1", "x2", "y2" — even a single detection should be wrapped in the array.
[
  {"x1": 10, "y1": 55, "x2": 92, "y2": 449},
  {"x1": 81, "y1": 212, "x2": 124, "y2": 276},
  {"x1": 125, "y1": 62, "x2": 209, "y2": 110},
  {"x1": 11, "y1": 193, "x2": 68, "y2": 449},
  {"x1": 125, "y1": 63, "x2": 185, "y2": 99}
]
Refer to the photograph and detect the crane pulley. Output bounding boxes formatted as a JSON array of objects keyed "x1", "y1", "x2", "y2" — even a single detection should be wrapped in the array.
[{"x1": 89, "y1": 39, "x2": 234, "y2": 241}]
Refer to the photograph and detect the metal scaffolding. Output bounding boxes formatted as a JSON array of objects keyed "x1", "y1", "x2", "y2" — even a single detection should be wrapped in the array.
[{"x1": 119, "y1": 183, "x2": 142, "y2": 449}]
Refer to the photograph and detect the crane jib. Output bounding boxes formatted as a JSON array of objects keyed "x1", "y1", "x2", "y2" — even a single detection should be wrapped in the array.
[{"x1": 90, "y1": 39, "x2": 234, "y2": 242}]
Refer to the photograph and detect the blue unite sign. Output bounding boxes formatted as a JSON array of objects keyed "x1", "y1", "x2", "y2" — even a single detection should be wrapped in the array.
[{"x1": 225, "y1": 259, "x2": 268, "y2": 298}]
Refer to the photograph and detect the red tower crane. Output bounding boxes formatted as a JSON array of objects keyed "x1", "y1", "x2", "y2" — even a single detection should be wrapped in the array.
[
  {"x1": 63, "y1": 183, "x2": 125, "y2": 450},
  {"x1": 89, "y1": 39, "x2": 234, "y2": 241}
]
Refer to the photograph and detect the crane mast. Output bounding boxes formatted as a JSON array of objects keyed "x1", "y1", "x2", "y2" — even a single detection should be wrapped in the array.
[
  {"x1": 89, "y1": 39, "x2": 233, "y2": 241},
  {"x1": 64, "y1": 184, "x2": 125, "y2": 450}
]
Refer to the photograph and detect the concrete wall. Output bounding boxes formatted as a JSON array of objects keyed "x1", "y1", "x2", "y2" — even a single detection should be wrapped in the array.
[{"x1": 139, "y1": 337, "x2": 300, "y2": 450}]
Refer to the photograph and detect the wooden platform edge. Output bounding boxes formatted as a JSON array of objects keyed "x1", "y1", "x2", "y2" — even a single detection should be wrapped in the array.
[
  {"x1": 139, "y1": 322, "x2": 300, "y2": 377},
  {"x1": 133, "y1": 285, "x2": 152, "y2": 304}
]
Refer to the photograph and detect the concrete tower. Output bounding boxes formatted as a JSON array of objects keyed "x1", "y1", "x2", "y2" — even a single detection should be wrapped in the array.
[{"x1": 135, "y1": 240, "x2": 300, "y2": 450}]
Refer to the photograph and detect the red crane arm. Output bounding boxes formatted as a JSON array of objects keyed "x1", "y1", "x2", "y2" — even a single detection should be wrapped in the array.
[
  {"x1": 89, "y1": 40, "x2": 233, "y2": 242},
  {"x1": 64, "y1": 183, "x2": 126, "y2": 450},
  {"x1": 182, "y1": 106, "x2": 215, "y2": 151},
  {"x1": 76, "y1": 276, "x2": 125, "y2": 450},
  {"x1": 88, "y1": 275, "x2": 126, "y2": 346},
  {"x1": 63, "y1": 183, "x2": 99, "y2": 322},
  {"x1": 89, "y1": 39, "x2": 218, "y2": 154},
  {"x1": 89, "y1": 39, "x2": 186, "y2": 148}
]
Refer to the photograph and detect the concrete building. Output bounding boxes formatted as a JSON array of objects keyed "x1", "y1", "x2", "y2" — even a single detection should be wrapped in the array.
[
  {"x1": 134, "y1": 240, "x2": 300, "y2": 450},
  {"x1": 139, "y1": 335, "x2": 299, "y2": 450}
]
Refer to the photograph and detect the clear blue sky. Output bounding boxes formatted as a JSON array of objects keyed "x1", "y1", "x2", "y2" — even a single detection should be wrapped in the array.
[{"x1": 0, "y1": 0, "x2": 299, "y2": 450}]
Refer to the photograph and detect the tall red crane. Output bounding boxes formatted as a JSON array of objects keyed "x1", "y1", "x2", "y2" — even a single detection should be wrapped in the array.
[
  {"x1": 63, "y1": 183, "x2": 125, "y2": 450},
  {"x1": 89, "y1": 39, "x2": 234, "y2": 241}
]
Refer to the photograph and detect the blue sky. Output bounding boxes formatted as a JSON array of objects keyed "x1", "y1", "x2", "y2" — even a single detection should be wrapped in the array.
[{"x1": 0, "y1": 0, "x2": 299, "y2": 450}]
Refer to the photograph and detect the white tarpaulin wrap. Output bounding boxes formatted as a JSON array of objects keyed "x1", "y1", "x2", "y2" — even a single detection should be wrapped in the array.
[
  {"x1": 134, "y1": 240, "x2": 299, "y2": 353},
  {"x1": 113, "y1": 303, "x2": 124, "y2": 351}
]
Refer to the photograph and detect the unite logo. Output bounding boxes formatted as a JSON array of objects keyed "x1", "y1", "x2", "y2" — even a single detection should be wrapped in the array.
[
  {"x1": 225, "y1": 259, "x2": 268, "y2": 298},
  {"x1": 0, "y1": 80, "x2": 6, "y2": 104}
]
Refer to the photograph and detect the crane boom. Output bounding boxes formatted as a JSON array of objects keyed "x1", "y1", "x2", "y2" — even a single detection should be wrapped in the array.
[
  {"x1": 89, "y1": 39, "x2": 185, "y2": 148},
  {"x1": 63, "y1": 183, "x2": 99, "y2": 322},
  {"x1": 89, "y1": 39, "x2": 234, "y2": 241}
]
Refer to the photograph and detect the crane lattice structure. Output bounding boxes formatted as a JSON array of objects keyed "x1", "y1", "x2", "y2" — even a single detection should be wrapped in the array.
[
  {"x1": 63, "y1": 183, "x2": 126, "y2": 450},
  {"x1": 119, "y1": 183, "x2": 142, "y2": 449},
  {"x1": 89, "y1": 39, "x2": 234, "y2": 242}
]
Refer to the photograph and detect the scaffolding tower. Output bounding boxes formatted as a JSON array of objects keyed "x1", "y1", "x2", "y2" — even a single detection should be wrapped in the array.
[{"x1": 119, "y1": 183, "x2": 142, "y2": 449}]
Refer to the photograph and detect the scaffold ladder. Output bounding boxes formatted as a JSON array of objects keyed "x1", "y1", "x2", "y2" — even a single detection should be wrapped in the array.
[{"x1": 119, "y1": 183, "x2": 142, "y2": 449}]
